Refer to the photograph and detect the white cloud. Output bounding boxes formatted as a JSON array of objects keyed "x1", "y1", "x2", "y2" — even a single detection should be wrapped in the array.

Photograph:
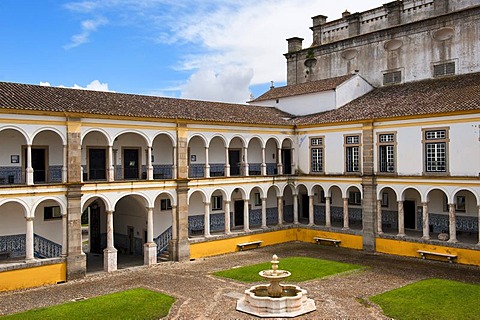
[
  {"x1": 181, "y1": 67, "x2": 253, "y2": 103},
  {"x1": 39, "y1": 80, "x2": 113, "y2": 92},
  {"x1": 64, "y1": 17, "x2": 108, "y2": 49}
]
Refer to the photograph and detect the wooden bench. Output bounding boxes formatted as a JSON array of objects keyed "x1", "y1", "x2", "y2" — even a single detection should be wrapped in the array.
[
  {"x1": 237, "y1": 241, "x2": 263, "y2": 251},
  {"x1": 314, "y1": 237, "x2": 341, "y2": 247},
  {"x1": 417, "y1": 250, "x2": 457, "y2": 263},
  {"x1": 0, "y1": 251, "x2": 10, "y2": 260}
]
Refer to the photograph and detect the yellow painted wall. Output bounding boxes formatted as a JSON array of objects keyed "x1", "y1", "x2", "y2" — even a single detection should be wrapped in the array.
[
  {"x1": 298, "y1": 229, "x2": 363, "y2": 250},
  {"x1": 190, "y1": 228, "x2": 363, "y2": 259},
  {"x1": 0, "y1": 262, "x2": 66, "y2": 292},
  {"x1": 376, "y1": 238, "x2": 480, "y2": 266}
]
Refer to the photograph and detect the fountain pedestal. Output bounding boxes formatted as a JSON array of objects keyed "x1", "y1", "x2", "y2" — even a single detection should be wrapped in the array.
[{"x1": 236, "y1": 255, "x2": 316, "y2": 318}]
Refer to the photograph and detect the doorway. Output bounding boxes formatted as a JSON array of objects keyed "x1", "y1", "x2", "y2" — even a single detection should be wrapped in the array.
[
  {"x1": 127, "y1": 226, "x2": 135, "y2": 254},
  {"x1": 25, "y1": 147, "x2": 47, "y2": 183},
  {"x1": 281, "y1": 149, "x2": 292, "y2": 174},
  {"x1": 404, "y1": 200, "x2": 416, "y2": 229},
  {"x1": 89, "y1": 203, "x2": 102, "y2": 254},
  {"x1": 301, "y1": 194, "x2": 309, "y2": 219},
  {"x1": 229, "y1": 150, "x2": 241, "y2": 176},
  {"x1": 234, "y1": 200, "x2": 244, "y2": 226},
  {"x1": 123, "y1": 149, "x2": 139, "y2": 179},
  {"x1": 88, "y1": 148, "x2": 106, "y2": 180}
]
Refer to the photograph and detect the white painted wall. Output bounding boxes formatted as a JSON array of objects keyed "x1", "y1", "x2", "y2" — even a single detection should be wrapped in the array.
[
  {"x1": 34, "y1": 201, "x2": 63, "y2": 244},
  {"x1": 254, "y1": 91, "x2": 336, "y2": 116},
  {"x1": 0, "y1": 202, "x2": 25, "y2": 235},
  {"x1": 0, "y1": 130, "x2": 26, "y2": 167},
  {"x1": 336, "y1": 76, "x2": 374, "y2": 107}
]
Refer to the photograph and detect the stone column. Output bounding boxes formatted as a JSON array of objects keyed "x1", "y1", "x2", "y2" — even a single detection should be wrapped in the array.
[
  {"x1": 397, "y1": 201, "x2": 405, "y2": 237},
  {"x1": 108, "y1": 145, "x2": 114, "y2": 182},
  {"x1": 377, "y1": 200, "x2": 383, "y2": 234},
  {"x1": 144, "y1": 207, "x2": 157, "y2": 266},
  {"x1": 147, "y1": 146, "x2": 153, "y2": 180},
  {"x1": 174, "y1": 179, "x2": 190, "y2": 261},
  {"x1": 25, "y1": 216, "x2": 34, "y2": 261},
  {"x1": 261, "y1": 147, "x2": 266, "y2": 176},
  {"x1": 261, "y1": 197, "x2": 267, "y2": 228},
  {"x1": 243, "y1": 199, "x2": 250, "y2": 232},
  {"x1": 225, "y1": 147, "x2": 230, "y2": 177},
  {"x1": 172, "y1": 146, "x2": 177, "y2": 179},
  {"x1": 343, "y1": 197, "x2": 349, "y2": 229},
  {"x1": 224, "y1": 201, "x2": 231, "y2": 234},
  {"x1": 62, "y1": 213, "x2": 68, "y2": 256},
  {"x1": 325, "y1": 197, "x2": 331, "y2": 227},
  {"x1": 66, "y1": 118, "x2": 86, "y2": 279},
  {"x1": 277, "y1": 148, "x2": 283, "y2": 175},
  {"x1": 422, "y1": 202, "x2": 430, "y2": 240},
  {"x1": 26, "y1": 144, "x2": 33, "y2": 185},
  {"x1": 204, "y1": 202, "x2": 211, "y2": 237},
  {"x1": 448, "y1": 203, "x2": 457, "y2": 243},
  {"x1": 244, "y1": 147, "x2": 249, "y2": 176},
  {"x1": 104, "y1": 210, "x2": 117, "y2": 272},
  {"x1": 277, "y1": 196, "x2": 283, "y2": 225},
  {"x1": 62, "y1": 144, "x2": 68, "y2": 183},
  {"x1": 308, "y1": 195, "x2": 314, "y2": 226},
  {"x1": 204, "y1": 147, "x2": 210, "y2": 178},
  {"x1": 362, "y1": 123, "x2": 377, "y2": 251},
  {"x1": 293, "y1": 194, "x2": 299, "y2": 224},
  {"x1": 169, "y1": 205, "x2": 178, "y2": 260}
]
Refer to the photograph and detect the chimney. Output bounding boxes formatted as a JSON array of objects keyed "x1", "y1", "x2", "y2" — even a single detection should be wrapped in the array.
[
  {"x1": 342, "y1": 10, "x2": 351, "y2": 18},
  {"x1": 311, "y1": 15, "x2": 327, "y2": 46},
  {"x1": 286, "y1": 37, "x2": 304, "y2": 53}
]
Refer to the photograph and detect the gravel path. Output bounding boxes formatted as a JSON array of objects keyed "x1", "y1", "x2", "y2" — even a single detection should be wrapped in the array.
[{"x1": 1, "y1": 242, "x2": 479, "y2": 319}]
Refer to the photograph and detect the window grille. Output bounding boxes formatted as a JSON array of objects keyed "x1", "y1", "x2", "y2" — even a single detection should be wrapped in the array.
[
  {"x1": 383, "y1": 71, "x2": 402, "y2": 85},
  {"x1": 433, "y1": 62, "x2": 455, "y2": 77}
]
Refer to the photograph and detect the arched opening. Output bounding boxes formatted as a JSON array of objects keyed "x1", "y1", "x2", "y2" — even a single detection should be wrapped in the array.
[
  {"x1": 247, "y1": 138, "x2": 263, "y2": 176},
  {"x1": 297, "y1": 184, "x2": 309, "y2": 224},
  {"x1": 0, "y1": 129, "x2": 27, "y2": 185},
  {"x1": 31, "y1": 130, "x2": 64, "y2": 184},
  {"x1": 113, "y1": 133, "x2": 148, "y2": 180},
  {"x1": 188, "y1": 136, "x2": 206, "y2": 178},
  {"x1": 228, "y1": 137, "x2": 245, "y2": 176},
  {"x1": 312, "y1": 185, "x2": 326, "y2": 225},
  {"x1": 152, "y1": 134, "x2": 175, "y2": 179},
  {"x1": 346, "y1": 186, "x2": 362, "y2": 230},
  {"x1": 283, "y1": 185, "x2": 294, "y2": 223},
  {"x1": 281, "y1": 139, "x2": 293, "y2": 175},
  {"x1": 329, "y1": 186, "x2": 343, "y2": 228},
  {"x1": 188, "y1": 190, "x2": 206, "y2": 237},
  {"x1": 209, "y1": 137, "x2": 226, "y2": 177},
  {"x1": 82, "y1": 131, "x2": 109, "y2": 181},
  {"x1": 378, "y1": 187, "x2": 399, "y2": 235},
  {"x1": 33, "y1": 199, "x2": 64, "y2": 258},
  {"x1": 0, "y1": 201, "x2": 27, "y2": 261},
  {"x1": 265, "y1": 138, "x2": 279, "y2": 175}
]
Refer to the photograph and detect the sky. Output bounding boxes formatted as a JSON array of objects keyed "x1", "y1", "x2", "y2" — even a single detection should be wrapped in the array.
[{"x1": 0, "y1": 0, "x2": 386, "y2": 104}]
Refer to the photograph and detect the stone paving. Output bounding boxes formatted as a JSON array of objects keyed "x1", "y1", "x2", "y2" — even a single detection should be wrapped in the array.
[{"x1": 1, "y1": 242, "x2": 480, "y2": 319}]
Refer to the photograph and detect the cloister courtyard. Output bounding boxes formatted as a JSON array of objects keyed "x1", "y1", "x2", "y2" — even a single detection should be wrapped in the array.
[{"x1": 1, "y1": 242, "x2": 480, "y2": 319}]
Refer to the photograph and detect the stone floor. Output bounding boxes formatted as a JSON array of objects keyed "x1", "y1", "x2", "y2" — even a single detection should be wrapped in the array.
[{"x1": 1, "y1": 242, "x2": 480, "y2": 319}]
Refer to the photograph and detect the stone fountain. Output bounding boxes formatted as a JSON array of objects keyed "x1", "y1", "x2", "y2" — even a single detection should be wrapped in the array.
[{"x1": 236, "y1": 254, "x2": 316, "y2": 318}]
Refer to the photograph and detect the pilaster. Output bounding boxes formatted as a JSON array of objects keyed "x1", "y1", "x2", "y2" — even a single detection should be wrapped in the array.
[
  {"x1": 361, "y1": 122, "x2": 377, "y2": 252},
  {"x1": 174, "y1": 179, "x2": 190, "y2": 261}
]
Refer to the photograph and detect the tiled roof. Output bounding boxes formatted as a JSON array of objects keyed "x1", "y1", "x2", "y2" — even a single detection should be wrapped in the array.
[
  {"x1": 0, "y1": 82, "x2": 294, "y2": 126},
  {"x1": 295, "y1": 73, "x2": 480, "y2": 125},
  {"x1": 252, "y1": 74, "x2": 355, "y2": 102}
]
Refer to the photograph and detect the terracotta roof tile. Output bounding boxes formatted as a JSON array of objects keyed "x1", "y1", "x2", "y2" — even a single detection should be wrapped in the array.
[
  {"x1": 295, "y1": 73, "x2": 480, "y2": 125},
  {"x1": 252, "y1": 74, "x2": 355, "y2": 102},
  {"x1": 0, "y1": 82, "x2": 294, "y2": 126}
]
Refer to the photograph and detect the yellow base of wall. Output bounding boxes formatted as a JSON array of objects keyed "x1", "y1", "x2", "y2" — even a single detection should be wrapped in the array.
[
  {"x1": 376, "y1": 238, "x2": 480, "y2": 266},
  {"x1": 0, "y1": 262, "x2": 66, "y2": 292},
  {"x1": 190, "y1": 228, "x2": 363, "y2": 260}
]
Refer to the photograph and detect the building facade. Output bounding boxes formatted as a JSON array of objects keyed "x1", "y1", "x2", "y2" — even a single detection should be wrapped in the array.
[{"x1": 1, "y1": 0, "x2": 479, "y2": 291}]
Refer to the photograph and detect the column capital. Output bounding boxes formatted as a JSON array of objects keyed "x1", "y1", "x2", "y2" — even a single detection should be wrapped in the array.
[{"x1": 25, "y1": 216, "x2": 34, "y2": 222}]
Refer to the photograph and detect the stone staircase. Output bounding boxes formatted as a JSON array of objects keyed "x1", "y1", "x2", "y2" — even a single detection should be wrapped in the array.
[{"x1": 158, "y1": 250, "x2": 170, "y2": 262}]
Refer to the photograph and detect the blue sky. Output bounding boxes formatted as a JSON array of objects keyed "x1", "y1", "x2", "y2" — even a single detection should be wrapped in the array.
[{"x1": 0, "y1": 1, "x2": 385, "y2": 103}]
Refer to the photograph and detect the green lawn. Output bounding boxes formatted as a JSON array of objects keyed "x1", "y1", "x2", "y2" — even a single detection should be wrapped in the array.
[
  {"x1": 213, "y1": 256, "x2": 362, "y2": 282},
  {"x1": 1, "y1": 288, "x2": 175, "y2": 320},
  {"x1": 370, "y1": 279, "x2": 480, "y2": 320}
]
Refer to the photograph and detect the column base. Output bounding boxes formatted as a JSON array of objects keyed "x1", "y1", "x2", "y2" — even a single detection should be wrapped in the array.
[
  {"x1": 144, "y1": 242, "x2": 157, "y2": 266},
  {"x1": 67, "y1": 253, "x2": 86, "y2": 280},
  {"x1": 447, "y1": 238, "x2": 458, "y2": 243},
  {"x1": 103, "y1": 247, "x2": 118, "y2": 273},
  {"x1": 397, "y1": 233, "x2": 406, "y2": 237},
  {"x1": 421, "y1": 235, "x2": 430, "y2": 240}
]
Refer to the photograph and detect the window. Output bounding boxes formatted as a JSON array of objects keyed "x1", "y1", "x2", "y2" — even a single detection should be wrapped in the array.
[
  {"x1": 345, "y1": 135, "x2": 360, "y2": 173},
  {"x1": 455, "y1": 195, "x2": 466, "y2": 212},
  {"x1": 254, "y1": 193, "x2": 261, "y2": 206},
  {"x1": 348, "y1": 191, "x2": 361, "y2": 205},
  {"x1": 319, "y1": 190, "x2": 326, "y2": 204},
  {"x1": 212, "y1": 195, "x2": 223, "y2": 210},
  {"x1": 44, "y1": 206, "x2": 61, "y2": 220},
  {"x1": 160, "y1": 199, "x2": 172, "y2": 211},
  {"x1": 433, "y1": 62, "x2": 455, "y2": 77},
  {"x1": 381, "y1": 192, "x2": 389, "y2": 207},
  {"x1": 378, "y1": 133, "x2": 396, "y2": 173},
  {"x1": 310, "y1": 137, "x2": 324, "y2": 173},
  {"x1": 383, "y1": 70, "x2": 402, "y2": 85},
  {"x1": 423, "y1": 128, "x2": 448, "y2": 173}
]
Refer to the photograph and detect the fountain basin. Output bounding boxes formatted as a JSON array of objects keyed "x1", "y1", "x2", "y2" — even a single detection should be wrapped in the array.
[{"x1": 236, "y1": 284, "x2": 316, "y2": 318}]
